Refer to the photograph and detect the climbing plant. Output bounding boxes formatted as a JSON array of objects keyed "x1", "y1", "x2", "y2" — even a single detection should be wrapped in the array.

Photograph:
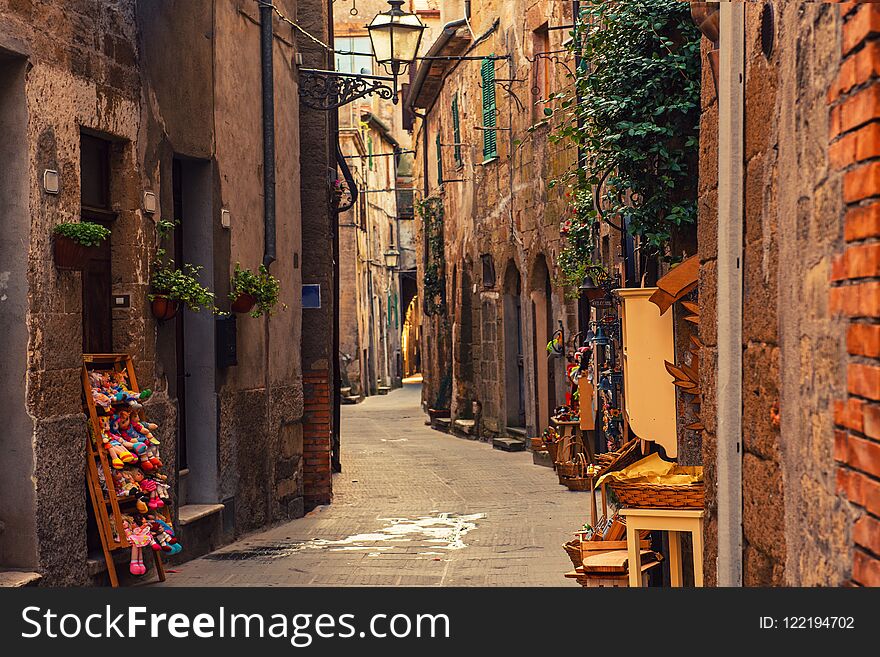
[
  {"x1": 419, "y1": 197, "x2": 446, "y2": 316},
  {"x1": 541, "y1": 0, "x2": 701, "y2": 287}
]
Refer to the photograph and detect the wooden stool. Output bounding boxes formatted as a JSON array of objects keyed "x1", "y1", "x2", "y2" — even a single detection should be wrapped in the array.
[{"x1": 619, "y1": 507, "x2": 705, "y2": 587}]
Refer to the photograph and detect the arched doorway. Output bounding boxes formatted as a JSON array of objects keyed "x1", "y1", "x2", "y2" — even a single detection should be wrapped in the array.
[
  {"x1": 530, "y1": 255, "x2": 556, "y2": 433},
  {"x1": 503, "y1": 262, "x2": 526, "y2": 429}
]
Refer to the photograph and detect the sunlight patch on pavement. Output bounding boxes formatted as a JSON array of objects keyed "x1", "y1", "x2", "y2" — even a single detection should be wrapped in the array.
[{"x1": 204, "y1": 513, "x2": 485, "y2": 561}]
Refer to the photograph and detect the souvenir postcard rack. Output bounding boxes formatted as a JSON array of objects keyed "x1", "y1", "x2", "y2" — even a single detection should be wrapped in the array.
[{"x1": 82, "y1": 353, "x2": 167, "y2": 587}]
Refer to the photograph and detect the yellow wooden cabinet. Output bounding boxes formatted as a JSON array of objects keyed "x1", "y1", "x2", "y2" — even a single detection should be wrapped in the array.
[{"x1": 615, "y1": 288, "x2": 678, "y2": 458}]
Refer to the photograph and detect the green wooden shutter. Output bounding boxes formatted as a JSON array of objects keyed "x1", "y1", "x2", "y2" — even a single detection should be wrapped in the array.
[
  {"x1": 481, "y1": 57, "x2": 497, "y2": 160},
  {"x1": 452, "y1": 93, "x2": 462, "y2": 166},
  {"x1": 436, "y1": 131, "x2": 443, "y2": 186},
  {"x1": 368, "y1": 136, "x2": 373, "y2": 169}
]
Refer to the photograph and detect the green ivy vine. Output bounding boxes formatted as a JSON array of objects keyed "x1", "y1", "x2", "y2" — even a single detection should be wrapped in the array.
[
  {"x1": 419, "y1": 197, "x2": 446, "y2": 316},
  {"x1": 541, "y1": 0, "x2": 701, "y2": 286}
]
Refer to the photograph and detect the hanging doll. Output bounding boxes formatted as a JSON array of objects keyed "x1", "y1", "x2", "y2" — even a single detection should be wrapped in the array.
[
  {"x1": 150, "y1": 516, "x2": 182, "y2": 555},
  {"x1": 131, "y1": 469, "x2": 164, "y2": 509},
  {"x1": 99, "y1": 416, "x2": 137, "y2": 469},
  {"x1": 122, "y1": 515, "x2": 154, "y2": 575},
  {"x1": 119, "y1": 469, "x2": 148, "y2": 512},
  {"x1": 152, "y1": 473, "x2": 171, "y2": 505},
  {"x1": 131, "y1": 410, "x2": 162, "y2": 468},
  {"x1": 114, "y1": 409, "x2": 154, "y2": 471}
]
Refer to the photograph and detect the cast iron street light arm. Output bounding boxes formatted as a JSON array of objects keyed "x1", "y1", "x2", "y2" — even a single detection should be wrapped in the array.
[{"x1": 299, "y1": 69, "x2": 395, "y2": 110}]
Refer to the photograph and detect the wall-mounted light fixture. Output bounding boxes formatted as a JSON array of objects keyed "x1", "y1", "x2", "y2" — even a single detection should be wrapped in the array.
[
  {"x1": 383, "y1": 248, "x2": 401, "y2": 269},
  {"x1": 220, "y1": 209, "x2": 231, "y2": 229},
  {"x1": 43, "y1": 169, "x2": 60, "y2": 195},
  {"x1": 143, "y1": 191, "x2": 157, "y2": 214}
]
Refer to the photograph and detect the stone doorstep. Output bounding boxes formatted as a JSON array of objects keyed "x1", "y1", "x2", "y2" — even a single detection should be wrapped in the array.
[
  {"x1": 452, "y1": 418, "x2": 478, "y2": 440},
  {"x1": 492, "y1": 436, "x2": 526, "y2": 452},
  {"x1": 532, "y1": 449, "x2": 554, "y2": 468},
  {"x1": 432, "y1": 417, "x2": 452, "y2": 433},
  {"x1": 377, "y1": 386, "x2": 391, "y2": 395},
  {"x1": 0, "y1": 570, "x2": 41, "y2": 587},
  {"x1": 178, "y1": 503, "x2": 225, "y2": 526}
]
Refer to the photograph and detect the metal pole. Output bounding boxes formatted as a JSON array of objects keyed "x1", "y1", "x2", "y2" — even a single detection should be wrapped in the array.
[
  {"x1": 260, "y1": 2, "x2": 277, "y2": 268},
  {"x1": 716, "y1": 0, "x2": 744, "y2": 587}
]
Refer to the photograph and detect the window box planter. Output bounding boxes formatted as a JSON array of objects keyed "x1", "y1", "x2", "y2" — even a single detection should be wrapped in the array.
[
  {"x1": 150, "y1": 295, "x2": 179, "y2": 321},
  {"x1": 616, "y1": 287, "x2": 678, "y2": 459},
  {"x1": 53, "y1": 234, "x2": 94, "y2": 270}
]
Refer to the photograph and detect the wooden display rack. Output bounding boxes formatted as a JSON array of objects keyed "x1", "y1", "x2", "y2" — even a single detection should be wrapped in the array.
[{"x1": 82, "y1": 353, "x2": 166, "y2": 587}]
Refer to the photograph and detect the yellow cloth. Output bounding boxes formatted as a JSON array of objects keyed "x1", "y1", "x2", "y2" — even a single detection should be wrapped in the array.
[{"x1": 596, "y1": 453, "x2": 703, "y2": 488}]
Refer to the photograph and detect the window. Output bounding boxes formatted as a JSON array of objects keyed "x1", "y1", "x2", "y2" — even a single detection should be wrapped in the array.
[
  {"x1": 335, "y1": 36, "x2": 373, "y2": 75},
  {"x1": 452, "y1": 93, "x2": 462, "y2": 167},
  {"x1": 436, "y1": 131, "x2": 443, "y2": 186},
  {"x1": 481, "y1": 57, "x2": 498, "y2": 161},
  {"x1": 481, "y1": 254, "x2": 496, "y2": 289},
  {"x1": 532, "y1": 24, "x2": 550, "y2": 123}
]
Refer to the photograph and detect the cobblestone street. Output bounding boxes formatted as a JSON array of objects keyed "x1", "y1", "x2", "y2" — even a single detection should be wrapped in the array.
[{"x1": 158, "y1": 383, "x2": 589, "y2": 586}]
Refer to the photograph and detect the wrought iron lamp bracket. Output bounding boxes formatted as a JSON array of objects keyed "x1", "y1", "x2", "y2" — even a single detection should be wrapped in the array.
[{"x1": 299, "y1": 69, "x2": 395, "y2": 110}]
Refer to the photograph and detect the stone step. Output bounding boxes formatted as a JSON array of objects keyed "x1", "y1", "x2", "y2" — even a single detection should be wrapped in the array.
[
  {"x1": 172, "y1": 503, "x2": 228, "y2": 565},
  {"x1": 433, "y1": 417, "x2": 451, "y2": 432},
  {"x1": 377, "y1": 386, "x2": 391, "y2": 395},
  {"x1": 340, "y1": 394, "x2": 361, "y2": 405},
  {"x1": 452, "y1": 418, "x2": 477, "y2": 439},
  {"x1": 493, "y1": 436, "x2": 526, "y2": 452},
  {"x1": 506, "y1": 426, "x2": 528, "y2": 439},
  {"x1": 532, "y1": 449, "x2": 554, "y2": 468},
  {"x1": 0, "y1": 570, "x2": 41, "y2": 587},
  {"x1": 339, "y1": 386, "x2": 352, "y2": 396}
]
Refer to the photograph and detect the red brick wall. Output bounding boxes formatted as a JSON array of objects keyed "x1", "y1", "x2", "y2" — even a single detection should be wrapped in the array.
[
  {"x1": 303, "y1": 369, "x2": 333, "y2": 508},
  {"x1": 829, "y1": 1, "x2": 880, "y2": 587}
]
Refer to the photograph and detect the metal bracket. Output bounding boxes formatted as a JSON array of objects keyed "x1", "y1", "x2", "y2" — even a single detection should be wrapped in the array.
[{"x1": 299, "y1": 69, "x2": 395, "y2": 110}]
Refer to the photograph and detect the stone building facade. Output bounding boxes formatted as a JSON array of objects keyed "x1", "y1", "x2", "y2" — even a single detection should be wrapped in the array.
[
  {"x1": 697, "y1": 1, "x2": 878, "y2": 586},
  {"x1": 0, "y1": 0, "x2": 334, "y2": 585},
  {"x1": 333, "y1": 0, "x2": 440, "y2": 401},
  {"x1": 338, "y1": 112, "x2": 404, "y2": 398},
  {"x1": 409, "y1": 0, "x2": 581, "y2": 441}
]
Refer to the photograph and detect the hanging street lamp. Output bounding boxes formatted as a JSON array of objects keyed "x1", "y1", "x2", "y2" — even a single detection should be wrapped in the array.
[
  {"x1": 383, "y1": 248, "x2": 401, "y2": 270},
  {"x1": 298, "y1": 0, "x2": 426, "y2": 110},
  {"x1": 367, "y1": 0, "x2": 427, "y2": 104}
]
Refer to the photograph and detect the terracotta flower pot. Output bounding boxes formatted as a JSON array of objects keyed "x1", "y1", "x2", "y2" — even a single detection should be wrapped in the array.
[
  {"x1": 53, "y1": 234, "x2": 93, "y2": 270},
  {"x1": 151, "y1": 296, "x2": 179, "y2": 321},
  {"x1": 230, "y1": 292, "x2": 257, "y2": 314}
]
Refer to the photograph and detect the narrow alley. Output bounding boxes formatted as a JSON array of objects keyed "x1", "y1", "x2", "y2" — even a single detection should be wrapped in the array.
[{"x1": 158, "y1": 383, "x2": 587, "y2": 586}]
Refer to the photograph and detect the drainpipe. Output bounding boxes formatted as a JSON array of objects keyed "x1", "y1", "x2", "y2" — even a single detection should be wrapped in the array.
[
  {"x1": 260, "y1": 1, "x2": 276, "y2": 268},
  {"x1": 716, "y1": 0, "x2": 744, "y2": 587}
]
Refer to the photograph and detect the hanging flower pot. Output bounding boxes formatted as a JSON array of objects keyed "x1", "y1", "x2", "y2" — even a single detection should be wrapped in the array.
[
  {"x1": 53, "y1": 234, "x2": 92, "y2": 270},
  {"x1": 150, "y1": 295, "x2": 179, "y2": 321},
  {"x1": 230, "y1": 292, "x2": 257, "y2": 314}
]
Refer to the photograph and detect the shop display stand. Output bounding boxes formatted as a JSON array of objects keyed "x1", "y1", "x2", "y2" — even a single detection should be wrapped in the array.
[{"x1": 82, "y1": 354, "x2": 166, "y2": 587}]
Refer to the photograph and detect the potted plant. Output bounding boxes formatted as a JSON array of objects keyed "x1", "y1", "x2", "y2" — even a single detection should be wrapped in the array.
[
  {"x1": 229, "y1": 263, "x2": 281, "y2": 317},
  {"x1": 52, "y1": 221, "x2": 111, "y2": 270},
  {"x1": 149, "y1": 261, "x2": 219, "y2": 321}
]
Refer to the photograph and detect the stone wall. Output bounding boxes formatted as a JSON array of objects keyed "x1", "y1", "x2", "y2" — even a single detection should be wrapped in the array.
[
  {"x1": 701, "y1": 1, "x2": 858, "y2": 586},
  {"x1": 0, "y1": 0, "x2": 308, "y2": 583},
  {"x1": 411, "y1": 0, "x2": 578, "y2": 438},
  {"x1": 828, "y1": 0, "x2": 880, "y2": 587}
]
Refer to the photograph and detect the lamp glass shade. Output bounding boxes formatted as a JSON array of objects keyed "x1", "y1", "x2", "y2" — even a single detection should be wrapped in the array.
[
  {"x1": 383, "y1": 248, "x2": 401, "y2": 269},
  {"x1": 367, "y1": 1, "x2": 426, "y2": 72}
]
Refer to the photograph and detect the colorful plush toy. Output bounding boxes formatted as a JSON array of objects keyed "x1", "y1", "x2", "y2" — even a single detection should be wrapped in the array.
[
  {"x1": 122, "y1": 515, "x2": 154, "y2": 575},
  {"x1": 131, "y1": 469, "x2": 164, "y2": 509},
  {"x1": 151, "y1": 516, "x2": 182, "y2": 555}
]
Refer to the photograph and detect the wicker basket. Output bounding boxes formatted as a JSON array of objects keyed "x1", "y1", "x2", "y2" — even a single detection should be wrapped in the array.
[
  {"x1": 556, "y1": 461, "x2": 579, "y2": 478},
  {"x1": 608, "y1": 479, "x2": 704, "y2": 509},
  {"x1": 596, "y1": 438, "x2": 641, "y2": 477},
  {"x1": 562, "y1": 476, "x2": 593, "y2": 492},
  {"x1": 530, "y1": 437, "x2": 547, "y2": 452},
  {"x1": 547, "y1": 440, "x2": 559, "y2": 462},
  {"x1": 563, "y1": 539, "x2": 583, "y2": 569}
]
